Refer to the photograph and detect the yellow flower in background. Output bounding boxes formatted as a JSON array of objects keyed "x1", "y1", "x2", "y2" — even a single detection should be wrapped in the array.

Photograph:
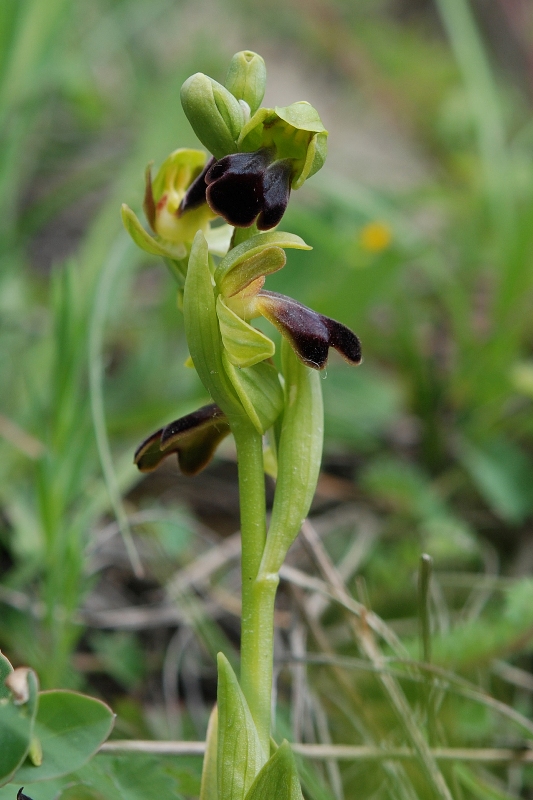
[{"x1": 360, "y1": 220, "x2": 392, "y2": 252}]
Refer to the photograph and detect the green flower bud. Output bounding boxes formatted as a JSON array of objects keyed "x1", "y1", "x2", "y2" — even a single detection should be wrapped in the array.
[
  {"x1": 180, "y1": 73, "x2": 245, "y2": 159},
  {"x1": 225, "y1": 50, "x2": 267, "y2": 116}
]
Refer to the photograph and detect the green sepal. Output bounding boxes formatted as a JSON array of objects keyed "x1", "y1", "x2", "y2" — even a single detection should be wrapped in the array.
[
  {"x1": 244, "y1": 741, "x2": 303, "y2": 800},
  {"x1": 225, "y1": 51, "x2": 266, "y2": 116},
  {"x1": 292, "y1": 131, "x2": 328, "y2": 189},
  {"x1": 181, "y1": 73, "x2": 245, "y2": 159},
  {"x1": 260, "y1": 338, "x2": 323, "y2": 573},
  {"x1": 199, "y1": 705, "x2": 218, "y2": 800},
  {"x1": 217, "y1": 653, "x2": 266, "y2": 800},
  {"x1": 219, "y1": 247, "x2": 286, "y2": 298},
  {"x1": 0, "y1": 668, "x2": 39, "y2": 786},
  {"x1": 183, "y1": 232, "x2": 242, "y2": 417},
  {"x1": 222, "y1": 353, "x2": 284, "y2": 435},
  {"x1": 215, "y1": 231, "x2": 311, "y2": 287},
  {"x1": 121, "y1": 204, "x2": 187, "y2": 260},
  {"x1": 217, "y1": 296, "x2": 275, "y2": 367},
  {"x1": 274, "y1": 102, "x2": 326, "y2": 133}
]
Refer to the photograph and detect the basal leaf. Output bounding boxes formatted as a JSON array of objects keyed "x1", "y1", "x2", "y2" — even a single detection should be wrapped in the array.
[
  {"x1": 244, "y1": 741, "x2": 303, "y2": 800},
  {"x1": 217, "y1": 653, "x2": 266, "y2": 800},
  {"x1": 13, "y1": 691, "x2": 114, "y2": 783},
  {"x1": 199, "y1": 705, "x2": 218, "y2": 800}
]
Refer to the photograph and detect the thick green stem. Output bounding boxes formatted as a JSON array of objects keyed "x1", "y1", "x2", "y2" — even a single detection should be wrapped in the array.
[{"x1": 231, "y1": 418, "x2": 272, "y2": 756}]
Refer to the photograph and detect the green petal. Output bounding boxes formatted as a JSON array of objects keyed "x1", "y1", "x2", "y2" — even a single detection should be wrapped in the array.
[
  {"x1": 217, "y1": 296, "x2": 275, "y2": 367},
  {"x1": 222, "y1": 353, "x2": 284, "y2": 434},
  {"x1": 121, "y1": 205, "x2": 186, "y2": 259},
  {"x1": 215, "y1": 231, "x2": 310, "y2": 287}
]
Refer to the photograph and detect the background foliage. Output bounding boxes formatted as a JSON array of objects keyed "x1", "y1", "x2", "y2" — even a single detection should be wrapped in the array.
[{"x1": 1, "y1": 0, "x2": 533, "y2": 798}]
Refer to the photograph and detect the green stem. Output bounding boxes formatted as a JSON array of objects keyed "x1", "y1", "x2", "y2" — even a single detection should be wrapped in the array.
[{"x1": 231, "y1": 417, "x2": 272, "y2": 756}]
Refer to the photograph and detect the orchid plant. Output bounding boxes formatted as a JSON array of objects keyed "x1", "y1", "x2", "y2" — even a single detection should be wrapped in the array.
[{"x1": 122, "y1": 50, "x2": 362, "y2": 800}]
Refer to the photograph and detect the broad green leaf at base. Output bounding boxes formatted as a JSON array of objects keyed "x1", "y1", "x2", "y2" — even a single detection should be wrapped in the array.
[
  {"x1": 13, "y1": 690, "x2": 114, "y2": 783},
  {"x1": 244, "y1": 741, "x2": 303, "y2": 800}
]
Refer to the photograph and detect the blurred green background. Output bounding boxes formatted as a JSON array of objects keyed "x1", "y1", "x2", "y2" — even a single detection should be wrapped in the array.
[{"x1": 2, "y1": 0, "x2": 533, "y2": 798}]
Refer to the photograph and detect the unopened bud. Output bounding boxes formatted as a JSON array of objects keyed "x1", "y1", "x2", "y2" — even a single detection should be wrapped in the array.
[
  {"x1": 181, "y1": 73, "x2": 244, "y2": 159},
  {"x1": 225, "y1": 51, "x2": 266, "y2": 116}
]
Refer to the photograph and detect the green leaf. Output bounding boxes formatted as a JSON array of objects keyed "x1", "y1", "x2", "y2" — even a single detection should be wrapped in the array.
[
  {"x1": 215, "y1": 231, "x2": 310, "y2": 287},
  {"x1": 217, "y1": 653, "x2": 266, "y2": 800},
  {"x1": 222, "y1": 353, "x2": 284, "y2": 434},
  {"x1": 459, "y1": 436, "x2": 533, "y2": 523},
  {"x1": 13, "y1": 691, "x2": 114, "y2": 783},
  {"x1": 57, "y1": 784, "x2": 107, "y2": 800},
  {"x1": 120, "y1": 205, "x2": 187, "y2": 260},
  {"x1": 217, "y1": 297, "x2": 275, "y2": 367},
  {"x1": 0, "y1": 668, "x2": 39, "y2": 786},
  {"x1": 77, "y1": 754, "x2": 180, "y2": 800},
  {"x1": 244, "y1": 741, "x2": 303, "y2": 800},
  {"x1": 199, "y1": 706, "x2": 218, "y2": 800},
  {"x1": 0, "y1": 653, "x2": 13, "y2": 700},
  {"x1": 183, "y1": 231, "x2": 242, "y2": 418},
  {"x1": 261, "y1": 339, "x2": 323, "y2": 573}
]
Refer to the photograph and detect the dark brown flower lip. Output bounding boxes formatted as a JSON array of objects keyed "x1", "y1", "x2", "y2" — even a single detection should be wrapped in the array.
[
  {"x1": 134, "y1": 403, "x2": 230, "y2": 476},
  {"x1": 18, "y1": 789, "x2": 34, "y2": 800},
  {"x1": 204, "y1": 148, "x2": 292, "y2": 230},
  {"x1": 257, "y1": 290, "x2": 362, "y2": 370},
  {"x1": 178, "y1": 157, "x2": 215, "y2": 215}
]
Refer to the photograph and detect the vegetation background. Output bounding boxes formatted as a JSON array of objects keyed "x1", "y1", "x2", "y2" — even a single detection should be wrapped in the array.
[{"x1": 1, "y1": 0, "x2": 533, "y2": 798}]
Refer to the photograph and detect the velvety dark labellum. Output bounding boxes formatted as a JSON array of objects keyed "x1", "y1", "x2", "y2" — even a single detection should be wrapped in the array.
[
  {"x1": 134, "y1": 404, "x2": 230, "y2": 476},
  {"x1": 258, "y1": 290, "x2": 362, "y2": 369},
  {"x1": 258, "y1": 159, "x2": 292, "y2": 230},
  {"x1": 205, "y1": 148, "x2": 291, "y2": 230},
  {"x1": 179, "y1": 157, "x2": 215, "y2": 215},
  {"x1": 18, "y1": 789, "x2": 34, "y2": 800}
]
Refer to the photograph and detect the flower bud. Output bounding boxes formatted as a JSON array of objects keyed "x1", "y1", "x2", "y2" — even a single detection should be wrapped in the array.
[
  {"x1": 180, "y1": 73, "x2": 245, "y2": 159},
  {"x1": 225, "y1": 50, "x2": 266, "y2": 116}
]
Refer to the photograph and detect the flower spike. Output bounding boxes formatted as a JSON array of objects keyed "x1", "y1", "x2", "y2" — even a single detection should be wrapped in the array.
[{"x1": 134, "y1": 404, "x2": 230, "y2": 476}]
